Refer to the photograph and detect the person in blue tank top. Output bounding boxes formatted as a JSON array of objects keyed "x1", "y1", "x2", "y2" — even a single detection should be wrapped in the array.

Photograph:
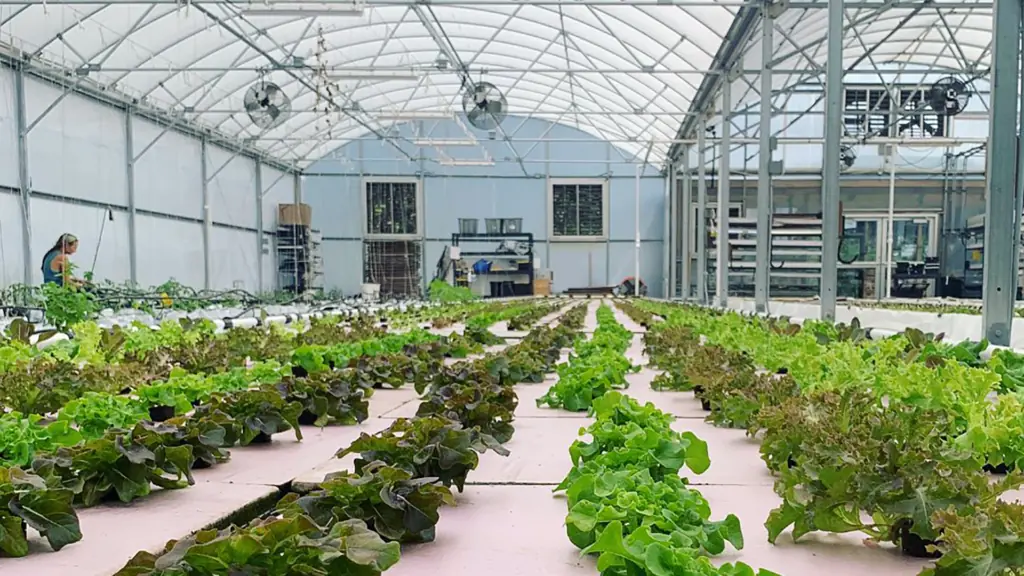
[{"x1": 41, "y1": 233, "x2": 82, "y2": 287}]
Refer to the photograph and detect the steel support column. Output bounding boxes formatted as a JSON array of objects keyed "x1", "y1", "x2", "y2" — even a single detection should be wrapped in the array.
[
  {"x1": 697, "y1": 125, "x2": 708, "y2": 304},
  {"x1": 664, "y1": 162, "x2": 674, "y2": 299},
  {"x1": 716, "y1": 80, "x2": 732, "y2": 308},
  {"x1": 255, "y1": 159, "x2": 264, "y2": 294},
  {"x1": 754, "y1": 8, "x2": 774, "y2": 313},
  {"x1": 819, "y1": 0, "x2": 844, "y2": 321},
  {"x1": 13, "y1": 67, "x2": 32, "y2": 285},
  {"x1": 634, "y1": 163, "x2": 642, "y2": 296},
  {"x1": 124, "y1": 112, "x2": 138, "y2": 286},
  {"x1": 982, "y1": 0, "x2": 1022, "y2": 345},
  {"x1": 200, "y1": 138, "x2": 211, "y2": 290},
  {"x1": 294, "y1": 172, "x2": 303, "y2": 204},
  {"x1": 680, "y1": 150, "x2": 692, "y2": 299}
]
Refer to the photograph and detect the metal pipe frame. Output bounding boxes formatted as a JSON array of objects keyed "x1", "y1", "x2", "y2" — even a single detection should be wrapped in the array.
[
  {"x1": 679, "y1": 150, "x2": 692, "y2": 299},
  {"x1": 255, "y1": 159, "x2": 265, "y2": 294},
  {"x1": 715, "y1": 80, "x2": 731, "y2": 308},
  {"x1": 200, "y1": 138, "x2": 212, "y2": 290},
  {"x1": 981, "y1": 0, "x2": 1021, "y2": 346},
  {"x1": 753, "y1": 6, "x2": 773, "y2": 313},
  {"x1": 663, "y1": 162, "x2": 673, "y2": 299},
  {"x1": 697, "y1": 122, "x2": 708, "y2": 304},
  {"x1": 13, "y1": 66, "x2": 33, "y2": 285},
  {"x1": 819, "y1": 0, "x2": 844, "y2": 321},
  {"x1": 125, "y1": 112, "x2": 138, "y2": 285},
  {"x1": 8, "y1": 0, "x2": 994, "y2": 6}
]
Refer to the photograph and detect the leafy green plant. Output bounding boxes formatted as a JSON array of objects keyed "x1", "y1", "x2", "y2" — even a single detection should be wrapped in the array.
[
  {"x1": 338, "y1": 416, "x2": 508, "y2": 492},
  {"x1": 278, "y1": 460, "x2": 455, "y2": 543},
  {"x1": 415, "y1": 360, "x2": 518, "y2": 443},
  {"x1": 32, "y1": 429, "x2": 194, "y2": 507},
  {"x1": 276, "y1": 371, "x2": 374, "y2": 427},
  {"x1": 115, "y1": 515, "x2": 400, "y2": 575},
  {"x1": 0, "y1": 466, "x2": 82, "y2": 557},
  {"x1": 57, "y1": 392, "x2": 150, "y2": 439},
  {"x1": 201, "y1": 389, "x2": 303, "y2": 446},
  {"x1": 42, "y1": 278, "x2": 97, "y2": 331},
  {"x1": 0, "y1": 414, "x2": 82, "y2": 468}
]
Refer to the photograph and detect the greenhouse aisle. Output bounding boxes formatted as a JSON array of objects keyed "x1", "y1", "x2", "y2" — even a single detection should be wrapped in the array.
[{"x1": 380, "y1": 300, "x2": 930, "y2": 576}]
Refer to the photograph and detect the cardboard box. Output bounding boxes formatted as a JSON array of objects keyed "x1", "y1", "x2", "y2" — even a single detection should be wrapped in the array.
[
  {"x1": 278, "y1": 203, "x2": 312, "y2": 227},
  {"x1": 533, "y1": 278, "x2": 551, "y2": 296}
]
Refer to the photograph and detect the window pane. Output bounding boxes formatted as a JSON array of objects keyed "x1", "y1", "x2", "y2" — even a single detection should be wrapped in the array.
[
  {"x1": 552, "y1": 184, "x2": 577, "y2": 236},
  {"x1": 577, "y1": 184, "x2": 604, "y2": 236},
  {"x1": 366, "y1": 181, "x2": 418, "y2": 235}
]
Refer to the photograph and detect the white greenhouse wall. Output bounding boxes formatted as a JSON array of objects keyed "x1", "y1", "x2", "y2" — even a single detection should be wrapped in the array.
[
  {"x1": 0, "y1": 64, "x2": 297, "y2": 293},
  {"x1": 0, "y1": 70, "x2": 18, "y2": 189}
]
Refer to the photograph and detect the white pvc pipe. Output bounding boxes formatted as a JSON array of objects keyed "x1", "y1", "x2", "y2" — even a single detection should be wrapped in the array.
[{"x1": 884, "y1": 144, "x2": 898, "y2": 300}]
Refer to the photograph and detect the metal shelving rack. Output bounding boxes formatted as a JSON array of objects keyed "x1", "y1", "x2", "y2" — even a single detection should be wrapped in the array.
[
  {"x1": 707, "y1": 213, "x2": 824, "y2": 297},
  {"x1": 277, "y1": 224, "x2": 323, "y2": 294}
]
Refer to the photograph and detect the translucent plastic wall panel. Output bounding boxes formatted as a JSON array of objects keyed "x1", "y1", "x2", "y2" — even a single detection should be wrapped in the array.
[
  {"x1": 24, "y1": 80, "x2": 127, "y2": 205},
  {"x1": 134, "y1": 215, "x2": 204, "y2": 288},
  {"x1": 0, "y1": 68, "x2": 17, "y2": 189},
  {"x1": 207, "y1": 146, "x2": 257, "y2": 230},
  {"x1": 303, "y1": 175, "x2": 362, "y2": 238},
  {"x1": 260, "y1": 166, "x2": 293, "y2": 291},
  {"x1": 260, "y1": 166, "x2": 293, "y2": 229},
  {"x1": 132, "y1": 118, "x2": 203, "y2": 220},
  {"x1": 209, "y1": 226, "x2": 259, "y2": 291},
  {"x1": 607, "y1": 242, "x2": 664, "y2": 297},
  {"x1": 0, "y1": 192, "x2": 25, "y2": 287},
  {"x1": 30, "y1": 198, "x2": 130, "y2": 284},
  {"x1": 608, "y1": 176, "x2": 665, "y2": 241},
  {"x1": 322, "y1": 239, "x2": 363, "y2": 295},
  {"x1": 548, "y1": 243, "x2": 608, "y2": 293},
  {"x1": 423, "y1": 177, "x2": 546, "y2": 240}
]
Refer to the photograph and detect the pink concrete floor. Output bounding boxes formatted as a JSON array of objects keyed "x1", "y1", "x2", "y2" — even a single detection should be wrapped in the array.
[{"x1": 5, "y1": 300, "x2": 934, "y2": 575}]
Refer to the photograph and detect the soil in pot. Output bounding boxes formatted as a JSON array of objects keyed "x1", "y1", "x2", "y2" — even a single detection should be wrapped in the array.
[
  {"x1": 898, "y1": 524, "x2": 942, "y2": 559},
  {"x1": 148, "y1": 405, "x2": 175, "y2": 422},
  {"x1": 249, "y1": 432, "x2": 273, "y2": 444},
  {"x1": 298, "y1": 410, "x2": 319, "y2": 426}
]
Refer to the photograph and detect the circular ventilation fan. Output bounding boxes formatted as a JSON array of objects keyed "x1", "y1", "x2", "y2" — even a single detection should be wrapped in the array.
[
  {"x1": 840, "y1": 145, "x2": 857, "y2": 170},
  {"x1": 244, "y1": 81, "x2": 292, "y2": 129},
  {"x1": 927, "y1": 76, "x2": 972, "y2": 116},
  {"x1": 462, "y1": 82, "x2": 507, "y2": 130}
]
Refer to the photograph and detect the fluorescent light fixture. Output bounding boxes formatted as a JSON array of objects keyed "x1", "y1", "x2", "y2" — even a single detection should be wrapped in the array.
[
  {"x1": 327, "y1": 71, "x2": 422, "y2": 81},
  {"x1": 240, "y1": 5, "x2": 364, "y2": 16},
  {"x1": 373, "y1": 111, "x2": 455, "y2": 121},
  {"x1": 413, "y1": 138, "x2": 477, "y2": 146},
  {"x1": 439, "y1": 159, "x2": 494, "y2": 167}
]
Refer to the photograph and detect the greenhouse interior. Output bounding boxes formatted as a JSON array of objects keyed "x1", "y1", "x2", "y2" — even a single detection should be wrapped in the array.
[{"x1": 2, "y1": 0, "x2": 1024, "y2": 574}]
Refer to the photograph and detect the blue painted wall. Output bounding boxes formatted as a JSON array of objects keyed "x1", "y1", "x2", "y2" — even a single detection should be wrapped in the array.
[{"x1": 303, "y1": 117, "x2": 666, "y2": 297}]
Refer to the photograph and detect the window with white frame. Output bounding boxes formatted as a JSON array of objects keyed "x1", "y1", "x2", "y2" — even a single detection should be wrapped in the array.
[
  {"x1": 550, "y1": 180, "x2": 607, "y2": 239},
  {"x1": 843, "y1": 85, "x2": 948, "y2": 139},
  {"x1": 364, "y1": 179, "x2": 420, "y2": 237}
]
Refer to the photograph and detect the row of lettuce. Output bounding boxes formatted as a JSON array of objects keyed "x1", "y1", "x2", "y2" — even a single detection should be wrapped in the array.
[
  {"x1": 0, "y1": 299, "x2": 562, "y2": 559},
  {"x1": 112, "y1": 303, "x2": 588, "y2": 574},
  {"x1": 620, "y1": 299, "x2": 1024, "y2": 576},
  {"x1": 542, "y1": 304, "x2": 778, "y2": 576}
]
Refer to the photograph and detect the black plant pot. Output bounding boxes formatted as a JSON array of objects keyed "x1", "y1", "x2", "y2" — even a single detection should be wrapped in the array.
[
  {"x1": 291, "y1": 365, "x2": 309, "y2": 378},
  {"x1": 148, "y1": 405, "x2": 175, "y2": 422},
  {"x1": 192, "y1": 459, "x2": 212, "y2": 470},
  {"x1": 898, "y1": 524, "x2": 942, "y2": 559},
  {"x1": 250, "y1": 431, "x2": 273, "y2": 444},
  {"x1": 298, "y1": 410, "x2": 319, "y2": 426},
  {"x1": 700, "y1": 398, "x2": 711, "y2": 411},
  {"x1": 984, "y1": 462, "x2": 1013, "y2": 474},
  {"x1": 776, "y1": 367, "x2": 789, "y2": 375},
  {"x1": 787, "y1": 456, "x2": 798, "y2": 469}
]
